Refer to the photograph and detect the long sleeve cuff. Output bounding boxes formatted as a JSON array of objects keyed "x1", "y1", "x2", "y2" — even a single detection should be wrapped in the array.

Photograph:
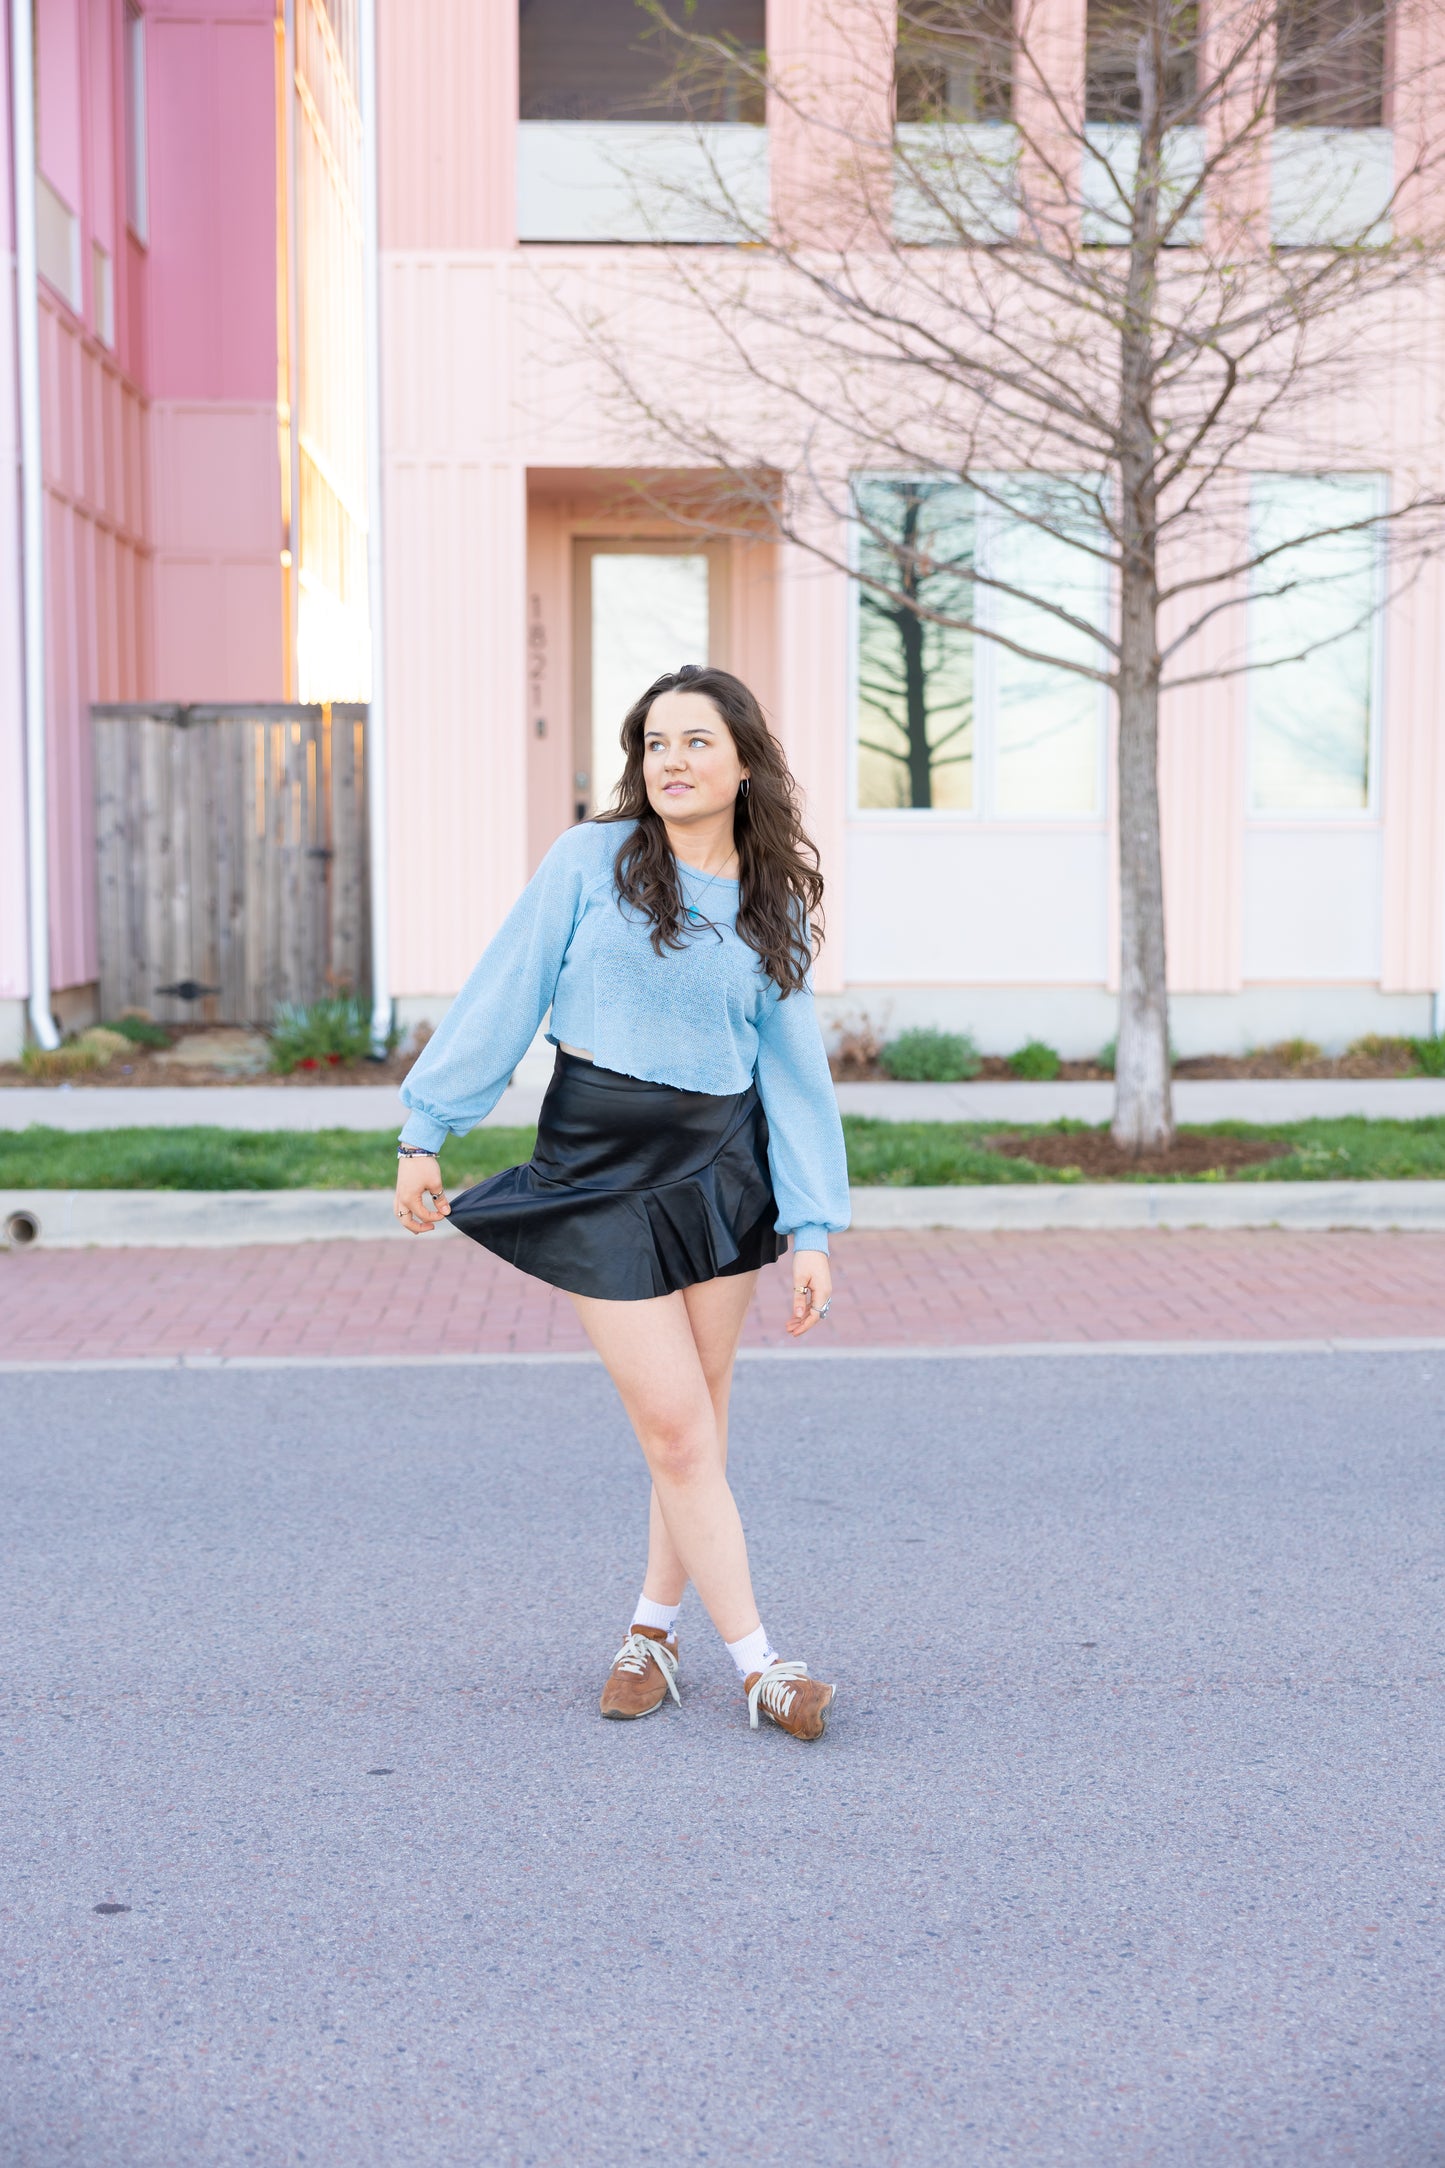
[
  {"x1": 791, "y1": 1225, "x2": 831, "y2": 1254},
  {"x1": 398, "y1": 1109, "x2": 450, "y2": 1153}
]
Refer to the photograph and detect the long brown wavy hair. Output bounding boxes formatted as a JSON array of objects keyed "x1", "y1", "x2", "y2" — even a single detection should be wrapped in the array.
[{"x1": 595, "y1": 664, "x2": 823, "y2": 996}]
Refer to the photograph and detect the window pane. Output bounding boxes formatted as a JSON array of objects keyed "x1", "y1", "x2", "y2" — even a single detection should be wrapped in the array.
[
  {"x1": 895, "y1": 1, "x2": 1012, "y2": 124},
  {"x1": 591, "y1": 554, "x2": 709, "y2": 812},
  {"x1": 989, "y1": 483, "x2": 1104, "y2": 815},
  {"x1": 1276, "y1": 0, "x2": 1386, "y2": 127},
  {"x1": 1249, "y1": 475, "x2": 1380, "y2": 813},
  {"x1": 854, "y1": 477, "x2": 975, "y2": 810},
  {"x1": 1085, "y1": 0, "x2": 1198, "y2": 124},
  {"x1": 520, "y1": 0, "x2": 765, "y2": 123}
]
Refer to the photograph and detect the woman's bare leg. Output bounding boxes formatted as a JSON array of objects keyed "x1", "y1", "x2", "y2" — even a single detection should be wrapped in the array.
[
  {"x1": 641, "y1": 1271, "x2": 757, "y2": 1606},
  {"x1": 569, "y1": 1274, "x2": 761, "y2": 1644}
]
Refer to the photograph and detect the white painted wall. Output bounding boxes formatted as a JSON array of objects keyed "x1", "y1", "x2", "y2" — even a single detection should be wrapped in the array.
[
  {"x1": 517, "y1": 123, "x2": 769, "y2": 243},
  {"x1": 844, "y1": 824, "x2": 1111, "y2": 984},
  {"x1": 1242, "y1": 827, "x2": 1383, "y2": 983}
]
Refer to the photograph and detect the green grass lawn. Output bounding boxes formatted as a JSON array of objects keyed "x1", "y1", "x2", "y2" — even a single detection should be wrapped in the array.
[{"x1": 6, "y1": 1116, "x2": 1445, "y2": 1189}]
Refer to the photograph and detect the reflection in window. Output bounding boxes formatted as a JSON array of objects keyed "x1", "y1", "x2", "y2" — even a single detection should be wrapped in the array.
[
  {"x1": 1275, "y1": 0, "x2": 1386, "y2": 127},
  {"x1": 988, "y1": 485, "x2": 1105, "y2": 816},
  {"x1": 855, "y1": 479, "x2": 975, "y2": 810},
  {"x1": 854, "y1": 476, "x2": 1104, "y2": 815},
  {"x1": 519, "y1": 0, "x2": 764, "y2": 123},
  {"x1": 895, "y1": 1, "x2": 1013, "y2": 124},
  {"x1": 1085, "y1": 0, "x2": 1198, "y2": 123},
  {"x1": 591, "y1": 553, "x2": 709, "y2": 812},
  {"x1": 1249, "y1": 475, "x2": 1381, "y2": 814}
]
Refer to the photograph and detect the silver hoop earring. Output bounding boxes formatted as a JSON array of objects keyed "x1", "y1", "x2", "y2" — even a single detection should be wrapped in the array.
[{"x1": 738, "y1": 777, "x2": 750, "y2": 800}]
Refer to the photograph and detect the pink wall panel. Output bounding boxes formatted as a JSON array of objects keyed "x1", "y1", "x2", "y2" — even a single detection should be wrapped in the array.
[
  {"x1": 775, "y1": 527, "x2": 849, "y2": 993},
  {"x1": 145, "y1": 11, "x2": 277, "y2": 398},
  {"x1": 384, "y1": 458, "x2": 529, "y2": 997},
  {"x1": 0, "y1": 72, "x2": 30, "y2": 1003},
  {"x1": 148, "y1": 401, "x2": 284, "y2": 698},
  {"x1": 379, "y1": 0, "x2": 515, "y2": 249},
  {"x1": 37, "y1": 0, "x2": 85, "y2": 210},
  {"x1": 39, "y1": 295, "x2": 152, "y2": 989}
]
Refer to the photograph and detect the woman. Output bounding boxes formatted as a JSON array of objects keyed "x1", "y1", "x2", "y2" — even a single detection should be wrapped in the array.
[{"x1": 392, "y1": 664, "x2": 849, "y2": 1742}]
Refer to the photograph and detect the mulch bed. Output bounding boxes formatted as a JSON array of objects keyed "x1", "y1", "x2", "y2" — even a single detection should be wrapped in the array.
[
  {"x1": 833, "y1": 1050, "x2": 1419, "y2": 1084},
  {"x1": 0, "y1": 1022, "x2": 430, "y2": 1090},
  {"x1": 987, "y1": 1131, "x2": 1294, "y2": 1178}
]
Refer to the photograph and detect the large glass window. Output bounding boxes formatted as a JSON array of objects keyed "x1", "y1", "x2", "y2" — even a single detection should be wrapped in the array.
[
  {"x1": 1085, "y1": 0, "x2": 1197, "y2": 124},
  {"x1": 895, "y1": 1, "x2": 1013, "y2": 124},
  {"x1": 1248, "y1": 475, "x2": 1382, "y2": 814},
  {"x1": 520, "y1": 0, "x2": 765, "y2": 124},
  {"x1": 855, "y1": 478, "x2": 975, "y2": 811},
  {"x1": 854, "y1": 476, "x2": 1105, "y2": 816},
  {"x1": 1275, "y1": 0, "x2": 1386, "y2": 127}
]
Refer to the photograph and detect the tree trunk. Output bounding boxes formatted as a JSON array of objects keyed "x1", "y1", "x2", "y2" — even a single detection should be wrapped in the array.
[
  {"x1": 898, "y1": 601, "x2": 934, "y2": 808},
  {"x1": 1112, "y1": 598, "x2": 1173, "y2": 1152},
  {"x1": 1111, "y1": 36, "x2": 1174, "y2": 1155}
]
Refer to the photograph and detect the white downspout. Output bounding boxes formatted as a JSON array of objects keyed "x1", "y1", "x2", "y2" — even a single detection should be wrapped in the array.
[
  {"x1": 10, "y1": 0, "x2": 59, "y2": 1049},
  {"x1": 358, "y1": 0, "x2": 391, "y2": 1057}
]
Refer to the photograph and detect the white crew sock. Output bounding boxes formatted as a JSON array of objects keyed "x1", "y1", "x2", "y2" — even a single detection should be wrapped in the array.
[
  {"x1": 633, "y1": 1592, "x2": 680, "y2": 1639},
  {"x1": 726, "y1": 1623, "x2": 778, "y2": 1681}
]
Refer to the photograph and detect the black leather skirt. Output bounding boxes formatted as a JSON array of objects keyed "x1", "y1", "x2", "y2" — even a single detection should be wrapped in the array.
[{"x1": 447, "y1": 1049, "x2": 785, "y2": 1301}]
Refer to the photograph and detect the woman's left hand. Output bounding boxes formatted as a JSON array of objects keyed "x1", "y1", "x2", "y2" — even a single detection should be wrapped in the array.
[{"x1": 787, "y1": 1250, "x2": 832, "y2": 1338}]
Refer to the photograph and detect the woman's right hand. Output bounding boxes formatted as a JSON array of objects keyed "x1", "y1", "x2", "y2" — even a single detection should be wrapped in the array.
[{"x1": 394, "y1": 1154, "x2": 450, "y2": 1233}]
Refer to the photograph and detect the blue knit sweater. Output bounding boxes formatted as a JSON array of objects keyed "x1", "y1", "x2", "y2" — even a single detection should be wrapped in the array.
[{"x1": 398, "y1": 819, "x2": 850, "y2": 1253}]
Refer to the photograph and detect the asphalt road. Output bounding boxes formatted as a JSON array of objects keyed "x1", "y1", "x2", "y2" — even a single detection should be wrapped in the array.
[{"x1": 2, "y1": 1354, "x2": 1441, "y2": 2166}]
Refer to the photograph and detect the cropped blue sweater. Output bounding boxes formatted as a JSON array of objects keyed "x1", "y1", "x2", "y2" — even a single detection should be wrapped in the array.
[{"x1": 398, "y1": 818, "x2": 850, "y2": 1253}]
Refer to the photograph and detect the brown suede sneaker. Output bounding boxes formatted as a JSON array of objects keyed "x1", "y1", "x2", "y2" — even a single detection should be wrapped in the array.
[
  {"x1": 745, "y1": 1660, "x2": 836, "y2": 1741},
  {"x1": 599, "y1": 1625, "x2": 680, "y2": 1720}
]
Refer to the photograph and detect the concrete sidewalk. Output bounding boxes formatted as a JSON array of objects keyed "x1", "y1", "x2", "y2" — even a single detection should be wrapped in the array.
[
  {"x1": 5, "y1": 1073, "x2": 1445, "y2": 1131},
  {"x1": 9, "y1": 1178, "x2": 1445, "y2": 1249}
]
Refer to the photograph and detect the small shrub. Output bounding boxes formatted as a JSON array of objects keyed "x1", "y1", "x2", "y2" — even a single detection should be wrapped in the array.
[
  {"x1": 269, "y1": 994, "x2": 375, "y2": 1075},
  {"x1": 1097, "y1": 1039, "x2": 1116, "y2": 1075},
  {"x1": 1410, "y1": 1034, "x2": 1445, "y2": 1077},
  {"x1": 19, "y1": 1026, "x2": 132, "y2": 1079},
  {"x1": 104, "y1": 1015, "x2": 171, "y2": 1049},
  {"x1": 878, "y1": 1027, "x2": 982, "y2": 1082},
  {"x1": 1008, "y1": 1039, "x2": 1062, "y2": 1081},
  {"x1": 1264, "y1": 1037, "x2": 1322, "y2": 1069},
  {"x1": 832, "y1": 1011, "x2": 887, "y2": 1073}
]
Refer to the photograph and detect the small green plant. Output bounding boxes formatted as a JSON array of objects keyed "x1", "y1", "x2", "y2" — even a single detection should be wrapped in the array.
[
  {"x1": 1410, "y1": 1034, "x2": 1445, "y2": 1077},
  {"x1": 1097, "y1": 1039, "x2": 1116, "y2": 1075},
  {"x1": 1008, "y1": 1039, "x2": 1062, "y2": 1081},
  {"x1": 268, "y1": 994, "x2": 376, "y2": 1074},
  {"x1": 104, "y1": 1015, "x2": 171, "y2": 1049},
  {"x1": 19, "y1": 1026, "x2": 133, "y2": 1079},
  {"x1": 878, "y1": 1028, "x2": 982, "y2": 1082}
]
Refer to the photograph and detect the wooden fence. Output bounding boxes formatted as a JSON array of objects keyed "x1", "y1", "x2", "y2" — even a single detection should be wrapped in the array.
[{"x1": 93, "y1": 704, "x2": 370, "y2": 1028}]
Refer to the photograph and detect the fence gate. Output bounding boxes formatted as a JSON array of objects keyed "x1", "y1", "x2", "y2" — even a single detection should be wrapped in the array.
[{"x1": 93, "y1": 703, "x2": 370, "y2": 1028}]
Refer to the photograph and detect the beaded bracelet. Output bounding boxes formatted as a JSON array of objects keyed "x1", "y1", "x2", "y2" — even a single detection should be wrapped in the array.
[{"x1": 396, "y1": 1143, "x2": 438, "y2": 1160}]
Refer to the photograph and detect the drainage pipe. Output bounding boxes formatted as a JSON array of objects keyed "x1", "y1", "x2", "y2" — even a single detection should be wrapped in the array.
[
  {"x1": 357, "y1": 0, "x2": 392, "y2": 1059},
  {"x1": 10, "y1": 0, "x2": 59, "y2": 1050}
]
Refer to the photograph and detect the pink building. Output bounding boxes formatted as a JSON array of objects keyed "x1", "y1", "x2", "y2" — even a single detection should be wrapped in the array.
[{"x1": 5, "y1": 1, "x2": 1445, "y2": 1060}]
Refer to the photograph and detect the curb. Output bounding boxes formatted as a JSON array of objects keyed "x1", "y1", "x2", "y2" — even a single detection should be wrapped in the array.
[{"x1": 8, "y1": 1181, "x2": 1445, "y2": 1249}]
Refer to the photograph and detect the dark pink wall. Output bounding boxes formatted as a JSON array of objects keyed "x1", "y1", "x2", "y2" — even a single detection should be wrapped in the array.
[{"x1": 144, "y1": 1, "x2": 277, "y2": 398}]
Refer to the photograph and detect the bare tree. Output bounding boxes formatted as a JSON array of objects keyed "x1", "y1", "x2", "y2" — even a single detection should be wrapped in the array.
[{"x1": 554, "y1": 0, "x2": 1445, "y2": 1148}]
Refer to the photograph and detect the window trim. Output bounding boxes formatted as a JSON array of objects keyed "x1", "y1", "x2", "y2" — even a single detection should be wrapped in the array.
[
  {"x1": 124, "y1": 3, "x2": 148, "y2": 246},
  {"x1": 847, "y1": 471, "x2": 1110, "y2": 824},
  {"x1": 1243, "y1": 471, "x2": 1387, "y2": 826}
]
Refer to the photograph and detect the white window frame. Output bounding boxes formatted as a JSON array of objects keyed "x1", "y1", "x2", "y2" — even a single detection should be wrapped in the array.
[
  {"x1": 847, "y1": 472, "x2": 1110, "y2": 825},
  {"x1": 1244, "y1": 472, "x2": 1387, "y2": 827},
  {"x1": 124, "y1": 3, "x2": 148, "y2": 245}
]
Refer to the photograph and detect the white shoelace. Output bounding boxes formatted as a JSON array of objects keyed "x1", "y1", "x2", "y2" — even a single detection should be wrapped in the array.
[
  {"x1": 747, "y1": 1659, "x2": 811, "y2": 1729},
  {"x1": 611, "y1": 1630, "x2": 680, "y2": 1703}
]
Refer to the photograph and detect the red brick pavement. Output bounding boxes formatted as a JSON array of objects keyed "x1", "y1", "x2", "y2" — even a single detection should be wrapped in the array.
[{"x1": 3, "y1": 1228, "x2": 1445, "y2": 1361}]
